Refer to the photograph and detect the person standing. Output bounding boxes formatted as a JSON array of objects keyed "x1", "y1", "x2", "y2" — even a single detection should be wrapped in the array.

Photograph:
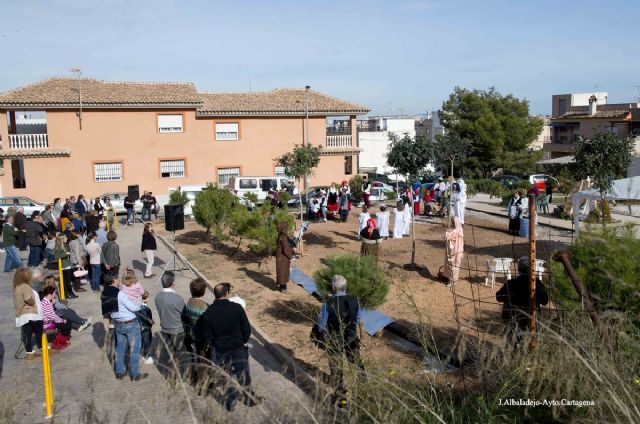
[
  {"x1": 392, "y1": 201, "x2": 405, "y2": 239},
  {"x1": 3, "y1": 215, "x2": 23, "y2": 272},
  {"x1": 338, "y1": 188, "x2": 350, "y2": 223},
  {"x1": 93, "y1": 196, "x2": 105, "y2": 218},
  {"x1": 507, "y1": 190, "x2": 526, "y2": 236},
  {"x1": 25, "y1": 212, "x2": 44, "y2": 267},
  {"x1": 41, "y1": 204, "x2": 55, "y2": 235},
  {"x1": 101, "y1": 230, "x2": 121, "y2": 277},
  {"x1": 360, "y1": 218, "x2": 381, "y2": 258},
  {"x1": 54, "y1": 234, "x2": 77, "y2": 298},
  {"x1": 357, "y1": 206, "x2": 370, "y2": 240},
  {"x1": 275, "y1": 222, "x2": 294, "y2": 293},
  {"x1": 124, "y1": 195, "x2": 135, "y2": 225},
  {"x1": 104, "y1": 197, "x2": 116, "y2": 230},
  {"x1": 150, "y1": 192, "x2": 159, "y2": 220},
  {"x1": 545, "y1": 178, "x2": 554, "y2": 203},
  {"x1": 86, "y1": 233, "x2": 102, "y2": 293},
  {"x1": 111, "y1": 275, "x2": 148, "y2": 381},
  {"x1": 196, "y1": 283, "x2": 261, "y2": 411},
  {"x1": 313, "y1": 275, "x2": 364, "y2": 407},
  {"x1": 376, "y1": 204, "x2": 390, "y2": 239},
  {"x1": 141, "y1": 223, "x2": 157, "y2": 278},
  {"x1": 402, "y1": 195, "x2": 412, "y2": 237},
  {"x1": 155, "y1": 271, "x2": 187, "y2": 378},
  {"x1": 140, "y1": 191, "x2": 153, "y2": 222},
  {"x1": 362, "y1": 176, "x2": 371, "y2": 209},
  {"x1": 52, "y1": 198, "x2": 63, "y2": 230},
  {"x1": 319, "y1": 190, "x2": 327, "y2": 222},
  {"x1": 14, "y1": 207, "x2": 28, "y2": 251},
  {"x1": 68, "y1": 231, "x2": 87, "y2": 293},
  {"x1": 452, "y1": 181, "x2": 467, "y2": 225},
  {"x1": 327, "y1": 182, "x2": 339, "y2": 219}
]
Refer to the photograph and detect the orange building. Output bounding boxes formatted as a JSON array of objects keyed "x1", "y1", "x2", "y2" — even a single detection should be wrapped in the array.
[{"x1": 0, "y1": 77, "x2": 368, "y2": 203}]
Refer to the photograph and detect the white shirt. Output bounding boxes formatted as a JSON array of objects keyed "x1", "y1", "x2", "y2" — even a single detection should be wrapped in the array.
[{"x1": 86, "y1": 240, "x2": 102, "y2": 265}]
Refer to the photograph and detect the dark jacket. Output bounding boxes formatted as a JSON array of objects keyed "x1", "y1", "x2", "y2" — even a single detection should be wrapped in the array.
[
  {"x1": 141, "y1": 232, "x2": 157, "y2": 251},
  {"x1": 14, "y1": 212, "x2": 27, "y2": 231},
  {"x1": 196, "y1": 299, "x2": 251, "y2": 353},
  {"x1": 326, "y1": 294, "x2": 360, "y2": 350},
  {"x1": 86, "y1": 214, "x2": 99, "y2": 234},
  {"x1": 75, "y1": 200, "x2": 87, "y2": 215},
  {"x1": 101, "y1": 240, "x2": 120, "y2": 268},
  {"x1": 136, "y1": 304, "x2": 154, "y2": 331},
  {"x1": 496, "y1": 274, "x2": 548, "y2": 326},
  {"x1": 25, "y1": 221, "x2": 44, "y2": 246},
  {"x1": 124, "y1": 197, "x2": 134, "y2": 210},
  {"x1": 359, "y1": 228, "x2": 381, "y2": 240},
  {"x1": 2, "y1": 224, "x2": 18, "y2": 246},
  {"x1": 101, "y1": 285, "x2": 120, "y2": 316}
]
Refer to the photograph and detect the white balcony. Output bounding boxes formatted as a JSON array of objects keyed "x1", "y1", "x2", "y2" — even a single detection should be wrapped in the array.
[
  {"x1": 326, "y1": 135, "x2": 352, "y2": 148},
  {"x1": 9, "y1": 134, "x2": 49, "y2": 149}
]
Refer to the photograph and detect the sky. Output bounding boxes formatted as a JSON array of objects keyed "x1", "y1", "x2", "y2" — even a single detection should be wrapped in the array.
[{"x1": 1, "y1": 0, "x2": 639, "y2": 116}]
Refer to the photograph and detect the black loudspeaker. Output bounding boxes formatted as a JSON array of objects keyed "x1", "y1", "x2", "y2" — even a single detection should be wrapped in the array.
[
  {"x1": 164, "y1": 204, "x2": 184, "y2": 232},
  {"x1": 127, "y1": 185, "x2": 140, "y2": 201}
]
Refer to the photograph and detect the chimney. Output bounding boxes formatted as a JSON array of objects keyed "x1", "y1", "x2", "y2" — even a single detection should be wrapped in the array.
[{"x1": 588, "y1": 94, "x2": 598, "y2": 116}]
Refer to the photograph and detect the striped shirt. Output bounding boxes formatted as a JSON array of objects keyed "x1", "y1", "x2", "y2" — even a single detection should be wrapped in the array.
[{"x1": 41, "y1": 298, "x2": 63, "y2": 324}]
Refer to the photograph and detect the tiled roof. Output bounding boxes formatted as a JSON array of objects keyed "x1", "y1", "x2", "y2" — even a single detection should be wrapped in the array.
[
  {"x1": 0, "y1": 78, "x2": 201, "y2": 108},
  {"x1": 556, "y1": 109, "x2": 632, "y2": 120},
  {"x1": 0, "y1": 148, "x2": 71, "y2": 159},
  {"x1": 197, "y1": 88, "x2": 369, "y2": 116},
  {"x1": 319, "y1": 146, "x2": 362, "y2": 156}
]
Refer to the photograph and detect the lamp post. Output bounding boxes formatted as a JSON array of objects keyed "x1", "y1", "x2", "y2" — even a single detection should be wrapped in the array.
[
  {"x1": 70, "y1": 68, "x2": 83, "y2": 130},
  {"x1": 304, "y1": 85, "x2": 310, "y2": 203}
]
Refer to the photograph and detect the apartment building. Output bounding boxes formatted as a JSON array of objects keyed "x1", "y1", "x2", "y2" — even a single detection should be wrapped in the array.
[
  {"x1": 0, "y1": 78, "x2": 368, "y2": 202},
  {"x1": 414, "y1": 110, "x2": 444, "y2": 141},
  {"x1": 545, "y1": 92, "x2": 640, "y2": 159},
  {"x1": 356, "y1": 116, "x2": 415, "y2": 177}
]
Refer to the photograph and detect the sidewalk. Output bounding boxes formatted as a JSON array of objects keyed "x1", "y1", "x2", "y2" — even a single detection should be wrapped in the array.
[
  {"x1": 466, "y1": 193, "x2": 640, "y2": 234},
  {"x1": 0, "y1": 222, "x2": 308, "y2": 423}
]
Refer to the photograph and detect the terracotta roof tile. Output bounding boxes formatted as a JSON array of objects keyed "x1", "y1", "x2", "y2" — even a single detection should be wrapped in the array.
[
  {"x1": 556, "y1": 108, "x2": 631, "y2": 120},
  {"x1": 0, "y1": 148, "x2": 71, "y2": 159},
  {"x1": 0, "y1": 78, "x2": 201, "y2": 108},
  {"x1": 197, "y1": 88, "x2": 369, "y2": 116}
]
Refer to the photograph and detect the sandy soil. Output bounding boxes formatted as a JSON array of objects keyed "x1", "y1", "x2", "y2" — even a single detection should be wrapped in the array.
[{"x1": 155, "y1": 206, "x2": 568, "y2": 382}]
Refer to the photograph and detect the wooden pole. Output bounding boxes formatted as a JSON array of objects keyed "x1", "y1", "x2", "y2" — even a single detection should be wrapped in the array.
[
  {"x1": 528, "y1": 194, "x2": 537, "y2": 350},
  {"x1": 58, "y1": 258, "x2": 65, "y2": 300},
  {"x1": 41, "y1": 333, "x2": 54, "y2": 419}
]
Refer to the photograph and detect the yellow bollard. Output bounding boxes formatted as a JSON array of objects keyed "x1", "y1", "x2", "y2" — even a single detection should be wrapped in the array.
[
  {"x1": 41, "y1": 333, "x2": 54, "y2": 419},
  {"x1": 58, "y1": 259, "x2": 65, "y2": 300}
]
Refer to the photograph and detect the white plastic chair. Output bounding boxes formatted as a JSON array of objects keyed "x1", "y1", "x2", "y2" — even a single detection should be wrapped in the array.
[{"x1": 485, "y1": 258, "x2": 513, "y2": 290}]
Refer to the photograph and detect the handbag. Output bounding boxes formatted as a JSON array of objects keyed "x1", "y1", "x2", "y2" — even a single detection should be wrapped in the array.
[{"x1": 74, "y1": 266, "x2": 88, "y2": 278}]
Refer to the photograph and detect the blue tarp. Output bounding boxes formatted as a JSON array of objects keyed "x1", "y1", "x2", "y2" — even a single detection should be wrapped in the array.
[{"x1": 290, "y1": 266, "x2": 394, "y2": 336}]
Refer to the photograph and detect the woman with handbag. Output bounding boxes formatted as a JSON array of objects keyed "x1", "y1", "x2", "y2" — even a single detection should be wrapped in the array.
[
  {"x1": 69, "y1": 231, "x2": 87, "y2": 293},
  {"x1": 54, "y1": 234, "x2": 77, "y2": 298}
]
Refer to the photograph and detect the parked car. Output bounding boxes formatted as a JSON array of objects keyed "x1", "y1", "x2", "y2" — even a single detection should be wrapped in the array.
[
  {"x1": 369, "y1": 187, "x2": 395, "y2": 204},
  {"x1": 492, "y1": 175, "x2": 521, "y2": 188},
  {"x1": 0, "y1": 197, "x2": 46, "y2": 217},
  {"x1": 227, "y1": 175, "x2": 298, "y2": 204},
  {"x1": 96, "y1": 193, "x2": 143, "y2": 214},
  {"x1": 372, "y1": 181, "x2": 394, "y2": 192},
  {"x1": 525, "y1": 174, "x2": 550, "y2": 190},
  {"x1": 168, "y1": 185, "x2": 255, "y2": 218}
]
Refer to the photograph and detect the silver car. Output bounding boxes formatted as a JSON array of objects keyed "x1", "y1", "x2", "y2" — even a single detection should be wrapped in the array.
[
  {"x1": 95, "y1": 193, "x2": 143, "y2": 214},
  {"x1": 0, "y1": 196, "x2": 46, "y2": 217}
]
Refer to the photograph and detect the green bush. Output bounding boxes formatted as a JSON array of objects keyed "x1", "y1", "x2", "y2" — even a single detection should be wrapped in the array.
[
  {"x1": 243, "y1": 192, "x2": 258, "y2": 205},
  {"x1": 193, "y1": 183, "x2": 238, "y2": 239},
  {"x1": 385, "y1": 190, "x2": 398, "y2": 201},
  {"x1": 500, "y1": 180, "x2": 532, "y2": 205},
  {"x1": 278, "y1": 190, "x2": 291, "y2": 206},
  {"x1": 230, "y1": 203, "x2": 294, "y2": 257},
  {"x1": 349, "y1": 175, "x2": 364, "y2": 202},
  {"x1": 467, "y1": 179, "x2": 505, "y2": 198},
  {"x1": 169, "y1": 189, "x2": 189, "y2": 207},
  {"x1": 313, "y1": 255, "x2": 389, "y2": 308}
]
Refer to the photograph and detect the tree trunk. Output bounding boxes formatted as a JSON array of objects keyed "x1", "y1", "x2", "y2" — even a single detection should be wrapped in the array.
[
  {"x1": 600, "y1": 194, "x2": 606, "y2": 227},
  {"x1": 298, "y1": 178, "x2": 304, "y2": 254},
  {"x1": 409, "y1": 174, "x2": 416, "y2": 269}
]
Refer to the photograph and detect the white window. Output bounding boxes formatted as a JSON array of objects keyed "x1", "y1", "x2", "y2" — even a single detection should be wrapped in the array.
[
  {"x1": 160, "y1": 159, "x2": 185, "y2": 178},
  {"x1": 275, "y1": 166, "x2": 286, "y2": 177},
  {"x1": 215, "y1": 123, "x2": 239, "y2": 140},
  {"x1": 94, "y1": 162, "x2": 122, "y2": 182},
  {"x1": 217, "y1": 167, "x2": 240, "y2": 185},
  {"x1": 158, "y1": 114, "x2": 184, "y2": 133}
]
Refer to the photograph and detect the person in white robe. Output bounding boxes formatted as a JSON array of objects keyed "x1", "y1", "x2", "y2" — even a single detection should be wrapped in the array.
[
  {"x1": 376, "y1": 204, "x2": 390, "y2": 239},
  {"x1": 402, "y1": 198, "x2": 412, "y2": 236},
  {"x1": 357, "y1": 206, "x2": 370, "y2": 240},
  {"x1": 392, "y1": 202, "x2": 405, "y2": 239},
  {"x1": 452, "y1": 180, "x2": 468, "y2": 225}
]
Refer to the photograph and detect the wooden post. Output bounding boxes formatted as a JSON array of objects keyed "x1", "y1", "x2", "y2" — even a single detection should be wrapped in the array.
[
  {"x1": 58, "y1": 258, "x2": 65, "y2": 300},
  {"x1": 41, "y1": 333, "x2": 54, "y2": 419},
  {"x1": 528, "y1": 194, "x2": 537, "y2": 350}
]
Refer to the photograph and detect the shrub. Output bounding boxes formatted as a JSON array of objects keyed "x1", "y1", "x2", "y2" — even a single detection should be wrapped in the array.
[
  {"x1": 278, "y1": 190, "x2": 291, "y2": 206},
  {"x1": 313, "y1": 255, "x2": 389, "y2": 309},
  {"x1": 500, "y1": 180, "x2": 532, "y2": 205},
  {"x1": 466, "y1": 179, "x2": 505, "y2": 198},
  {"x1": 230, "y1": 203, "x2": 294, "y2": 257},
  {"x1": 243, "y1": 192, "x2": 258, "y2": 205},
  {"x1": 169, "y1": 189, "x2": 189, "y2": 207},
  {"x1": 385, "y1": 190, "x2": 398, "y2": 201},
  {"x1": 193, "y1": 183, "x2": 238, "y2": 239},
  {"x1": 349, "y1": 175, "x2": 364, "y2": 203}
]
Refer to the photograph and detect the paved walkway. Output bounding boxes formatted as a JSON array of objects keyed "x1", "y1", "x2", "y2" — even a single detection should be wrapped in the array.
[
  {"x1": 466, "y1": 193, "x2": 640, "y2": 233},
  {"x1": 0, "y1": 223, "x2": 309, "y2": 423}
]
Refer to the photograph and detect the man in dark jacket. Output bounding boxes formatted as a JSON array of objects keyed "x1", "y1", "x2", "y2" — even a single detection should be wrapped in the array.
[
  {"x1": 314, "y1": 275, "x2": 364, "y2": 407},
  {"x1": 196, "y1": 283, "x2": 260, "y2": 411},
  {"x1": 25, "y1": 212, "x2": 44, "y2": 267},
  {"x1": 13, "y1": 207, "x2": 28, "y2": 251},
  {"x1": 496, "y1": 257, "x2": 549, "y2": 343}
]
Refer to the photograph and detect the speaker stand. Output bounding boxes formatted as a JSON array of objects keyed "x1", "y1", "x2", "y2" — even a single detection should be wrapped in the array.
[
  {"x1": 156, "y1": 231, "x2": 196, "y2": 286},
  {"x1": 121, "y1": 209, "x2": 140, "y2": 230}
]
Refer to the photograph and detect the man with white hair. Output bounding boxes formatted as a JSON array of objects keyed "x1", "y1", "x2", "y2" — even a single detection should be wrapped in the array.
[
  {"x1": 314, "y1": 275, "x2": 364, "y2": 407},
  {"x1": 496, "y1": 257, "x2": 549, "y2": 343}
]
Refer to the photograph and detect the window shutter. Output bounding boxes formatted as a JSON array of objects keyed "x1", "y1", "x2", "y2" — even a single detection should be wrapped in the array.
[{"x1": 158, "y1": 114, "x2": 183, "y2": 132}]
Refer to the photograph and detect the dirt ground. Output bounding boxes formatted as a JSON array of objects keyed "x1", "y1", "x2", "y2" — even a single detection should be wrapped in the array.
[{"x1": 156, "y1": 206, "x2": 569, "y2": 382}]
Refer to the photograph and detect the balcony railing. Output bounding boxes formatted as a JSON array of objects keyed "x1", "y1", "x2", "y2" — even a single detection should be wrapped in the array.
[
  {"x1": 326, "y1": 126, "x2": 351, "y2": 135},
  {"x1": 9, "y1": 134, "x2": 49, "y2": 149},
  {"x1": 326, "y1": 135, "x2": 352, "y2": 148}
]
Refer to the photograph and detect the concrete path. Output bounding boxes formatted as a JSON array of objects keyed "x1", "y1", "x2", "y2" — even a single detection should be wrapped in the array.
[{"x1": 0, "y1": 222, "x2": 310, "y2": 423}]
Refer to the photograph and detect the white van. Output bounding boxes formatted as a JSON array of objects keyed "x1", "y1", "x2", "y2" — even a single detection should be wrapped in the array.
[
  {"x1": 227, "y1": 176, "x2": 298, "y2": 204},
  {"x1": 168, "y1": 184, "x2": 254, "y2": 217}
]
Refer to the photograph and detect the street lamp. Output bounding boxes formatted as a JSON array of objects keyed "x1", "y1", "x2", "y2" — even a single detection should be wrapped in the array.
[
  {"x1": 304, "y1": 85, "x2": 310, "y2": 203},
  {"x1": 70, "y1": 68, "x2": 83, "y2": 130}
]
